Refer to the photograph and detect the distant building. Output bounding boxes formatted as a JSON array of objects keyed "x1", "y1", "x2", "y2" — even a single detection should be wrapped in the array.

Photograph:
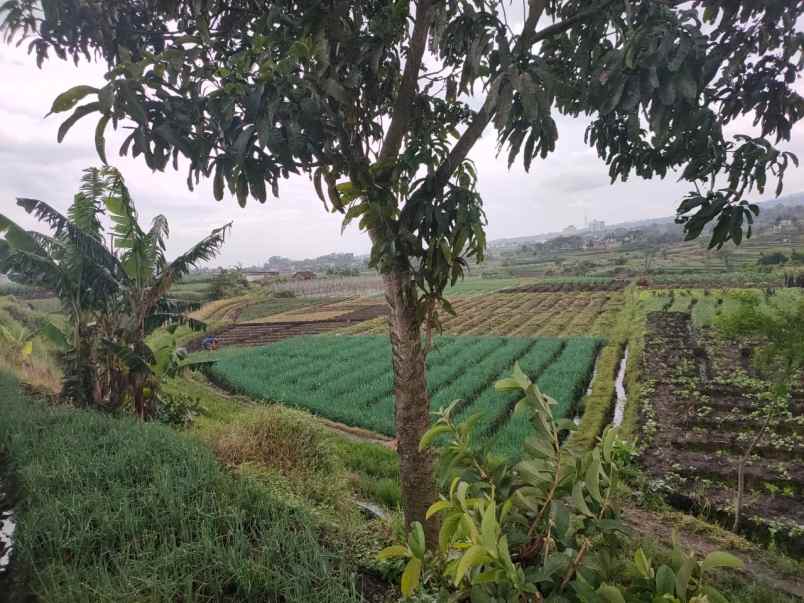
[
  {"x1": 772, "y1": 219, "x2": 794, "y2": 233},
  {"x1": 562, "y1": 225, "x2": 577, "y2": 235},
  {"x1": 588, "y1": 219, "x2": 606, "y2": 233},
  {"x1": 293, "y1": 271, "x2": 316, "y2": 280},
  {"x1": 243, "y1": 270, "x2": 280, "y2": 282}
]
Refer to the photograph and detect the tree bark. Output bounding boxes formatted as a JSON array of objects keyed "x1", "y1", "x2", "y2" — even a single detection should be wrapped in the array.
[{"x1": 383, "y1": 268, "x2": 439, "y2": 547}]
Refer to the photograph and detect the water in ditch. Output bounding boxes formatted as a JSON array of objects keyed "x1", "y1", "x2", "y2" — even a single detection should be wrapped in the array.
[{"x1": 611, "y1": 347, "x2": 629, "y2": 427}]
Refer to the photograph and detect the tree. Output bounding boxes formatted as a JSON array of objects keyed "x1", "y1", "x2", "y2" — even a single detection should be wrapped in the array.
[
  {"x1": 2, "y1": 0, "x2": 801, "y2": 543},
  {"x1": 0, "y1": 167, "x2": 230, "y2": 417}
]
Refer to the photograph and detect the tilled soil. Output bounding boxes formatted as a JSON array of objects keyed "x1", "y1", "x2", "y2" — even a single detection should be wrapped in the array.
[
  {"x1": 502, "y1": 280, "x2": 628, "y2": 293},
  {"x1": 188, "y1": 304, "x2": 388, "y2": 350},
  {"x1": 638, "y1": 312, "x2": 804, "y2": 556}
]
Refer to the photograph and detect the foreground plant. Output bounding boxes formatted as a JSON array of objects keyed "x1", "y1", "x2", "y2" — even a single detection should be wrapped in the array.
[
  {"x1": 380, "y1": 365, "x2": 743, "y2": 601},
  {"x1": 0, "y1": 166, "x2": 230, "y2": 417}
]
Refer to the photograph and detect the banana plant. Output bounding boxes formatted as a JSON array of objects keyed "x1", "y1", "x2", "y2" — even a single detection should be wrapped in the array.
[
  {"x1": 0, "y1": 323, "x2": 33, "y2": 363},
  {"x1": 0, "y1": 166, "x2": 230, "y2": 417}
]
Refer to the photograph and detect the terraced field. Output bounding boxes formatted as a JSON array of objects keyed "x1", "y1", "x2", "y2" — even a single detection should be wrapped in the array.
[
  {"x1": 342, "y1": 292, "x2": 624, "y2": 337},
  {"x1": 189, "y1": 298, "x2": 386, "y2": 349},
  {"x1": 207, "y1": 335, "x2": 602, "y2": 457},
  {"x1": 638, "y1": 312, "x2": 804, "y2": 555}
]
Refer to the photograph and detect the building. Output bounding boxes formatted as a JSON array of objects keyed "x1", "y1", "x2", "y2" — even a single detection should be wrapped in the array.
[
  {"x1": 562, "y1": 225, "x2": 577, "y2": 235},
  {"x1": 588, "y1": 219, "x2": 606, "y2": 233},
  {"x1": 243, "y1": 270, "x2": 280, "y2": 282}
]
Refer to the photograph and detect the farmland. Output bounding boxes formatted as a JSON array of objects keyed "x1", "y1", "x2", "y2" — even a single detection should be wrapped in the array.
[
  {"x1": 206, "y1": 335, "x2": 602, "y2": 452},
  {"x1": 343, "y1": 291, "x2": 625, "y2": 337}
]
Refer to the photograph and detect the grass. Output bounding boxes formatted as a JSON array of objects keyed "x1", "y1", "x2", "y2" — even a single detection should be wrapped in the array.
[
  {"x1": 162, "y1": 371, "x2": 403, "y2": 509},
  {"x1": 0, "y1": 371, "x2": 362, "y2": 602},
  {"x1": 205, "y1": 335, "x2": 603, "y2": 455}
]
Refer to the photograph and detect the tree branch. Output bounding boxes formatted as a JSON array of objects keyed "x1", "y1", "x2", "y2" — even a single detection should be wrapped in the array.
[
  {"x1": 379, "y1": 0, "x2": 435, "y2": 163},
  {"x1": 431, "y1": 0, "x2": 547, "y2": 190},
  {"x1": 432, "y1": 0, "x2": 616, "y2": 191},
  {"x1": 529, "y1": 0, "x2": 616, "y2": 47}
]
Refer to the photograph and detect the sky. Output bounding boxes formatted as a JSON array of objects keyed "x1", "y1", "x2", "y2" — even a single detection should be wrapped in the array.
[{"x1": 1, "y1": 38, "x2": 802, "y2": 267}]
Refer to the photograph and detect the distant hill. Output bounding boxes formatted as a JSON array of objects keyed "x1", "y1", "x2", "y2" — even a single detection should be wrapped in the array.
[{"x1": 489, "y1": 191, "x2": 804, "y2": 248}]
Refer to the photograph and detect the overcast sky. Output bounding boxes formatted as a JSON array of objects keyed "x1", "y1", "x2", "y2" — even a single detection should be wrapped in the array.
[{"x1": 1, "y1": 40, "x2": 802, "y2": 267}]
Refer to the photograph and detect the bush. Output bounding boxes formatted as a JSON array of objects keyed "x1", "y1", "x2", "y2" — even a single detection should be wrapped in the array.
[
  {"x1": 758, "y1": 252, "x2": 788, "y2": 266},
  {"x1": 209, "y1": 269, "x2": 250, "y2": 300},
  {"x1": 207, "y1": 406, "x2": 351, "y2": 506},
  {"x1": 274, "y1": 289, "x2": 297, "y2": 298},
  {"x1": 380, "y1": 365, "x2": 743, "y2": 602},
  {"x1": 0, "y1": 372, "x2": 360, "y2": 602}
]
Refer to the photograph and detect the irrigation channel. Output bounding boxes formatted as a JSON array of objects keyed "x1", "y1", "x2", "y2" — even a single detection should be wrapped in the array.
[{"x1": 612, "y1": 347, "x2": 629, "y2": 427}]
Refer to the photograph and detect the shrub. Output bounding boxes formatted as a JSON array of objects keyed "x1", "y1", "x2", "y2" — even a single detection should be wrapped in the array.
[
  {"x1": 206, "y1": 406, "x2": 351, "y2": 507},
  {"x1": 758, "y1": 252, "x2": 788, "y2": 266},
  {"x1": 380, "y1": 365, "x2": 743, "y2": 602},
  {"x1": 209, "y1": 269, "x2": 250, "y2": 300}
]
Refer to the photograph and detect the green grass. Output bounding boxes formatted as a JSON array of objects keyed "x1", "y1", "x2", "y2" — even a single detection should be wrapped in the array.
[
  {"x1": 206, "y1": 335, "x2": 603, "y2": 454},
  {"x1": 0, "y1": 371, "x2": 361, "y2": 602}
]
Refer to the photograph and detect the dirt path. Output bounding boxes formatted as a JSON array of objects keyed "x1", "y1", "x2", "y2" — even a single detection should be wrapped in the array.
[
  {"x1": 195, "y1": 375, "x2": 396, "y2": 448},
  {"x1": 625, "y1": 507, "x2": 804, "y2": 600}
]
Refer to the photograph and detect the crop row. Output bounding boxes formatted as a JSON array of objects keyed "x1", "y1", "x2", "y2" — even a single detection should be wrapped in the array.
[
  {"x1": 489, "y1": 338, "x2": 604, "y2": 459},
  {"x1": 345, "y1": 292, "x2": 624, "y2": 338},
  {"x1": 208, "y1": 335, "x2": 602, "y2": 453}
]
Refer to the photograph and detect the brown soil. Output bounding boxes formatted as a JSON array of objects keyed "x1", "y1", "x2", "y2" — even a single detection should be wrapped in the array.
[
  {"x1": 316, "y1": 418, "x2": 396, "y2": 449},
  {"x1": 502, "y1": 280, "x2": 628, "y2": 293},
  {"x1": 637, "y1": 312, "x2": 804, "y2": 556},
  {"x1": 188, "y1": 304, "x2": 387, "y2": 351}
]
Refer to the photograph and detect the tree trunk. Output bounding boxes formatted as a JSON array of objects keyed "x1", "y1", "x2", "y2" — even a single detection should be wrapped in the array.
[{"x1": 383, "y1": 268, "x2": 439, "y2": 547}]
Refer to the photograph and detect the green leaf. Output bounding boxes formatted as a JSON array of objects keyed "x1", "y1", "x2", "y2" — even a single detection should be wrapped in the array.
[
  {"x1": 38, "y1": 320, "x2": 68, "y2": 349},
  {"x1": 57, "y1": 103, "x2": 100, "y2": 143},
  {"x1": 596, "y1": 583, "x2": 626, "y2": 603},
  {"x1": 426, "y1": 500, "x2": 451, "y2": 519},
  {"x1": 479, "y1": 502, "x2": 498, "y2": 552},
  {"x1": 376, "y1": 545, "x2": 409, "y2": 561},
  {"x1": 675, "y1": 557, "x2": 696, "y2": 599},
  {"x1": 585, "y1": 453, "x2": 603, "y2": 504},
  {"x1": 401, "y1": 557, "x2": 422, "y2": 597},
  {"x1": 49, "y1": 85, "x2": 98, "y2": 114},
  {"x1": 634, "y1": 548, "x2": 653, "y2": 579},
  {"x1": 419, "y1": 423, "x2": 450, "y2": 450},
  {"x1": 655, "y1": 565, "x2": 676, "y2": 595},
  {"x1": 454, "y1": 544, "x2": 487, "y2": 586},
  {"x1": 408, "y1": 521, "x2": 426, "y2": 559},
  {"x1": 95, "y1": 115, "x2": 110, "y2": 165},
  {"x1": 122, "y1": 85, "x2": 148, "y2": 125},
  {"x1": 701, "y1": 551, "x2": 743, "y2": 573},
  {"x1": 702, "y1": 585, "x2": 731, "y2": 603},
  {"x1": 573, "y1": 482, "x2": 594, "y2": 517},
  {"x1": 439, "y1": 513, "x2": 462, "y2": 553}
]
